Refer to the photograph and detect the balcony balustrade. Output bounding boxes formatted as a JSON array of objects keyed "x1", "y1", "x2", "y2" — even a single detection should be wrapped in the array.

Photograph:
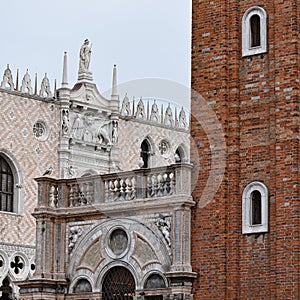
[{"x1": 35, "y1": 163, "x2": 192, "y2": 211}]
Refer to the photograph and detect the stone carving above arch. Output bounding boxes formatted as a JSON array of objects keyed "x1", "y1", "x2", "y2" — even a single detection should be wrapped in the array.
[
  {"x1": 67, "y1": 218, "x2": 171, "y2": 282},
  {"x1": 69, "y1": 226, "x2": 84, "y2": 253},
  {"x1": 66, "y1": 217, "x2": 175, "y2": 296},
  {"x1": 155, "y1": 216, "x2": 171, "y2": 248},
  {"x1": 77, "y1": 237, "x2": 104, "y2": 273},
  {"x1": 68, "y1": 222, "x2": 94, "y2": 254},
  {"x1": 107, "y1": 228, "x2": 129, "y2": 258},
  {"x1": 131, "y1": 233, "x2": 159, "y2": 269},
  {"x1": 1, "y1": 64, "x2": 14, "y2": 90}
]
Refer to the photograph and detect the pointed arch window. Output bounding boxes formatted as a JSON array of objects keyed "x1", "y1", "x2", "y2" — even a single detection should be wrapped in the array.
[
  {"x1": 242, "y1": 7, "x2": 267, "y2": 56},
  {"x1": 175, "y1": 145, "x2": 187, "y2": 163},
  {"x1": 141, "y1": 139, "x2": 151, "y2": 168}
]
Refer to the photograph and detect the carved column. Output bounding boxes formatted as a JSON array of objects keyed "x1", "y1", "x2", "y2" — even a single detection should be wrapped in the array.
[
  {"x1": 166, "y1": 163, "x2": 197, "y2": 296},
  {"x1": 18, "y1": 179, "x2": 68, "y2": 299},
  {"x1": 58, "y1": 51, "x2": 71, "y2": 179}
]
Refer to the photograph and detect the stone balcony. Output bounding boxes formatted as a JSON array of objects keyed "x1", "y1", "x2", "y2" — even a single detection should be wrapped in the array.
[
  {"x1": 34, "y1": 163, "x2": 193, "y2": 216},
  {"x1": 18, "y1": 163, "x2": 196, "y2": 300}
]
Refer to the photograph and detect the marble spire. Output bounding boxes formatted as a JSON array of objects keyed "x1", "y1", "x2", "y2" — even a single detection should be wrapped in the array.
[
  {"x1": 61, "y1": 51, "x2": 68, "y2": 88},
  {"x1": 111, "y1": 64, "x2": 118, "y2": 100}
]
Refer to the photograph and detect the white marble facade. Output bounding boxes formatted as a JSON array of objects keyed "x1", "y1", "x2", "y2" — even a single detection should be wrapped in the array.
[{"x1": 0, "y1": 40, "x2": 192, "y2": 299}]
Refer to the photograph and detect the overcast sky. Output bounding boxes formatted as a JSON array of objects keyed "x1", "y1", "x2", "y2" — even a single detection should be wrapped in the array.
[{"x1": 1, "y1": 0, "x2": 191, "y2": 106}]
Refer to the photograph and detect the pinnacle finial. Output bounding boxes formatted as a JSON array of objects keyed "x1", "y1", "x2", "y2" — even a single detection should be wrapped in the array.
[
  {"x1": 111, "y1": 64, "x2": 118, "y2": 100},
  {"x1": 34, "y1": 73, "x2": 38, "y2": 95},
  {"x1": 61, "y1": 51, "x2": 68, "y2": 88},
  {"x1": 15, "y1": 69, "x2": 19, "y2": 91}
]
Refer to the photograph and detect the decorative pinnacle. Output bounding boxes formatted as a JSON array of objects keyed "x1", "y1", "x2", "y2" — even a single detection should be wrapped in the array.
[
  {"x1": 61, "y1": 51, "x2": 68, "y2": 88},
  {"x1": 111, "y1": 64, "x2": 118, "y2": 99}
]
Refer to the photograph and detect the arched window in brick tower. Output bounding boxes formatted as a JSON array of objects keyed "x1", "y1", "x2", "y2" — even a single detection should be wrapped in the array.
[
  {"x1": 0, "y1": 155, "x2": 14, "y2": 212},
  {"x1": 251, "y1": 190, "x2": 262, "y2": 225},
  {"x1": 250, "y1": 14, "x2": 261, "y2": 47},
  {"x1": 242, "y1": 6, "x2": 267, "y2": 56},
  {"x1": 242, "y1": 181, "x2": 268, "y2": 234}
]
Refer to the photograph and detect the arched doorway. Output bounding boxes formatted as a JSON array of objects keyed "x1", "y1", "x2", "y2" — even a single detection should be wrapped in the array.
[{"x1": 102, "y1": 266, "x2": 135, "y2": 300}]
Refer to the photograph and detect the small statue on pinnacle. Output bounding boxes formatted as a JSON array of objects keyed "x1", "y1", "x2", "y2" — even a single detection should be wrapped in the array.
[{"x1": 79, "y1": 39, "x2": 91, "y2": 72}]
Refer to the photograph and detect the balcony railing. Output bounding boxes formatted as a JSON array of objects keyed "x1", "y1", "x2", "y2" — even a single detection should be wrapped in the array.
[{"x1": 35, "y1": 163, "x2": 192, "y2": 209}]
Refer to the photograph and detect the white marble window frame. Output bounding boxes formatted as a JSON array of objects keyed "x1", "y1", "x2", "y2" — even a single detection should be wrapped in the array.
[
  {"x1": 242, "y1": 181, "x2": 268, "y2": 234},
  {"x1": 242, "y1": 6, "x2": 267, "y2": 57}
]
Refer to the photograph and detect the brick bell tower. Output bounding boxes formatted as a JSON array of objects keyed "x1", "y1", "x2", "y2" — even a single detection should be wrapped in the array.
[{"x1": 191, "y1": 1, "x2": 300, "y2": 299}]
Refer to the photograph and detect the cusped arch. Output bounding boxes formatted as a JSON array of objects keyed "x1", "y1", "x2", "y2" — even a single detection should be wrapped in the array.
[{"x1": 0, "y1": 275, "x2": 19, "y2": 299}]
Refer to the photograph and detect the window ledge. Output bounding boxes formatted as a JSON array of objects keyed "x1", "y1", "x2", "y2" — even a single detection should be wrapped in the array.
[{"x1": 0, "y1": 211, "x2": 23, "y2": 217}]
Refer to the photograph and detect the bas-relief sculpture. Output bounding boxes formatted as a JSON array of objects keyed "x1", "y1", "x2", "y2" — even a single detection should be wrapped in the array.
[
  {"x1": 109, "y1": 229, "x2": 128, "y2": 256},
  {"x1": 156, "y1": 216, "x2": 171, "y2": 247},
  {"x1": 71, "y1": 113, "x2": 112, "y2": 146}
]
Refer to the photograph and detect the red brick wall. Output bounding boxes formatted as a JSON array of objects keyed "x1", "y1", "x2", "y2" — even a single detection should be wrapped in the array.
[{"x1": 191, "y1": 1, "x2": 300, "y2": 299}]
